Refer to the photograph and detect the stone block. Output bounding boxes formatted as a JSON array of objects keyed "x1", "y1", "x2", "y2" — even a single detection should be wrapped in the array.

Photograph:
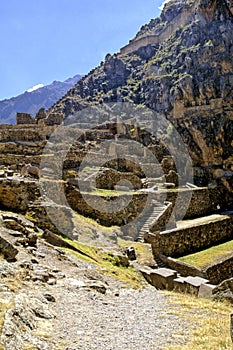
[
  {"x1": 198, "y1": 283, "x2": 216, "y2": 299},
  {"x1": 147, "y1": 268, "x2": 177, "y2": 290},
  {"x1": 0, "y1": 230, "x2": 18, "y2": 261},
  {"x1": 184, "y1": 276, "x2": 210, "y2": 296},
  {"x1": 173, "y1": 276, "x2": 187, "y2": 293}
]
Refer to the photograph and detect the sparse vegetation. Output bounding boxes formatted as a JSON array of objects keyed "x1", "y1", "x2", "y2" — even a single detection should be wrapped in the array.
[
  {"x1": 0, "y1": 301, "x2": 14, "y2": 350},
  {"x1": 165, "y1": 291, "x2": 232, "y2": 350},
  {"x1": 61, "y1": 236, "x2": 145, "y2": 288}
]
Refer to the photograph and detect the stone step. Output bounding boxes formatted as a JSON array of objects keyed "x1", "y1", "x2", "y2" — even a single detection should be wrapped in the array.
[
  {"x1": 140, "y1": 267, "x2": 177, "y2": 291},
  {"x1": 140, "y1": 267, "x2": 217, "y2": 298},
  {"x1": 173, "y1": 276, "x2": 211, "y2": 296},
  {"x1": 137, "y1": 204, "x2": 168, "y2": 241}
]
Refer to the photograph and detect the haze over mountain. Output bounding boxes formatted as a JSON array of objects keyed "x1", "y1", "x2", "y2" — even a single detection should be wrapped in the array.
[{"x1": 0, "y1": 74, "x2": 82, "y2": 124}]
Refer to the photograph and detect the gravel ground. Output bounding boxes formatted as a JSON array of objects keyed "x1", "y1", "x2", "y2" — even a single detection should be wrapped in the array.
[{"x1": 49, "y1": 282, "x2": 191, "y2": 350}]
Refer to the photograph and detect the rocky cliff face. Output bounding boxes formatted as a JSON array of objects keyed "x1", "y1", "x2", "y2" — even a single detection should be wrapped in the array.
[
  {"x1": 47, "y1": 0, "x2": 233, "y2": 193},
  {"x1": 0, "y1": 74, "x2": 82, "y2": 124}
]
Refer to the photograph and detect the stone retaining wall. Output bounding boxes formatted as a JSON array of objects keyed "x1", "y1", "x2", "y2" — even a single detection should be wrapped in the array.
[
  {"x1": 0, "y1": 125, "x2": 55, "y2": 142},
  {"x1": 65, "y1": 185, "x2": 147, "y2": 227},
  {"x1": 158, "y1": 255, "x2": 205, "y2": 278},
  {"x1": 158, "y1": 253, "x2": 233, "y2": 285},
  {"x1": 166, "y1": 187, "x2": 224, "y2": 221},
  {"x1": 150, "y1": 213, "x2": 233, "y2": 257},
  {"x1": 0, "y1": 178, "x2": 40, "y2": 212},
  {"x1": 120, "y1": 3, "x2": 194, "y2": 55},
  {"x1": 204, "y1": 255, "x2": 233, "y2": 285}
]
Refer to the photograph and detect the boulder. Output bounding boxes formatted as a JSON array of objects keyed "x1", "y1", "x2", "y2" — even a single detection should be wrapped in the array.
[
  {"x1": 125, "y1": 246, "x2": 137, "y2": 261},
  {"x1": 0, "y1": 230, "x2": 18, "y2": 261}
]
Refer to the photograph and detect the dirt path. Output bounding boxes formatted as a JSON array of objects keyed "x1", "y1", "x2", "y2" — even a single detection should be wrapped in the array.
[{"x1": 49, "y1": 284, "x2": 190, "y2": 350}]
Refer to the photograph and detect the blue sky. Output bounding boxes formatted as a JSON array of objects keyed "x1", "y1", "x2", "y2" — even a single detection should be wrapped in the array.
[{"x1": 0, "y1": 0, "x2": 165, "y2": 100}]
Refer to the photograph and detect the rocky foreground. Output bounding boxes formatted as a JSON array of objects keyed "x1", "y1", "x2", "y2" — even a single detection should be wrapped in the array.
[
  {"x1": 0, "y1": 235, "x2": 191, "y2": 350},
  {"x1": 0, "y1": 212, "x2": 231, "y2": 350}
]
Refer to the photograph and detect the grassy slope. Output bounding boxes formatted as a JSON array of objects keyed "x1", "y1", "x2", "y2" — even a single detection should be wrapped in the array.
[
  {"x1": 178, "y1": 240, "x2": 233, "y2": 269},
  {"x1": 62, "y1": 236, "x2": 145, "y2": 289}
]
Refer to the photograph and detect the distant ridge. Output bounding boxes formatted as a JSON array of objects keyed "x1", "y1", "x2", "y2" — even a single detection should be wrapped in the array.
[{"x1": 0, "y1": 74, "x2": 82, "y2": 124}]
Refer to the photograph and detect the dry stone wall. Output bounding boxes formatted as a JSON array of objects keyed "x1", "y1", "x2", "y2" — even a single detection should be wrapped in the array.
[{"x1": 0, "y1": 178, "x2": 40, "y2": 212}]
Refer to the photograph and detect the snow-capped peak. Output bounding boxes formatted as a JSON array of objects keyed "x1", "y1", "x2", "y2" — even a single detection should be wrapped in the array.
[{"x1": 27, "y1": 84, "x2": 44, "y2": 93}]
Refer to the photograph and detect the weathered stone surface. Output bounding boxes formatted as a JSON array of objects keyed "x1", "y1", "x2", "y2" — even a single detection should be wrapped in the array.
[
  {"x1": 1, "y1": 214, "x2": 38, "y2": 248},
  {"x1": 0, "y1": 261, "x2": 15, "y2": 278},
  {"x1": 151, "y1": 213, "x2": 233, "y2": 257},
  {"x1": 0, "y1": 229, "x2": 18, "y2": 261},
  {"x1": 141, "y1": 267, "x2": 177, "y2": 290},
  {"x1": 16, "y1": 112, "x2": 35, "y2": 125},
  {"x1": 198, "y1": 283, "x2": 216, "y2": 299},
  {"x1": 66, "y1": 185, "x2": 148, "y2": 227},
  {"x1": 95, "y1": 167, "x2": 142, "y2": 190},
  {"x1": 1, "y1": 293, "x2": 55, "y2": 350},
  {"x1": 21, "y1": 163, "x2": 40, "y2": 178},
  {"x1": 125, "y1": 246, "x2": 137, "y2": 261},
  {"x1": 165, "y1": 170, "x2": 179, "y2": 188},
  {"x1": 68, "y1": 278, "x2": 108, "y2": 294},
  {"x1": 3, "y1": 219, "x2": 25, "y2": 232},
  {"x1": 0, "y1": 178, "x2": 40, "y2": 212},
  {"x1": 184, "y1": 276, "x2": 210, "y2": 296},
  {"x1": 27, "y1": 201, "x2": 75, "y2": 238},
  {"x1": 42, "y1": 229, "x2": 73, "y2": 248},
  {"x1": 212, "y1": 278, "x2": 233, "y2": 303},
  {"x1": 173, "y1": 276, "x2": 187, "y2": 293},
  {"x1": 204, "y1": 254, "x2": 233, "y2": 284}
]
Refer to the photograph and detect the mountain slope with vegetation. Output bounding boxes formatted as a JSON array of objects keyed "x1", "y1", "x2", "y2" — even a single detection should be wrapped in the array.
[{"x1": 48, "y1": 0, "x2": 233, "y2": 191}]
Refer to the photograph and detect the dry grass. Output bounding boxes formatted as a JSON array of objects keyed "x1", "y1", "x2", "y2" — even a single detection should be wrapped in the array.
[
  {"x1": 73, "y1": 211, "x2": 118, "y2": 233},
  {"x1": 0, "y1": 301, "x2": 14, "y2": 350},
  {"x1": 164, "y1": 291, "x2": 233, "y2": 350}
]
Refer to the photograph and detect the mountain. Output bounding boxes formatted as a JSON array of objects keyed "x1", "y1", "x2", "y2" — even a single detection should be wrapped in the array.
[
  {"x1": 0, "y1": 74, "x2": 82, "y2": 124},
  {"x1": 47, "y1": 0, "x2": 233, "y2": 189}
]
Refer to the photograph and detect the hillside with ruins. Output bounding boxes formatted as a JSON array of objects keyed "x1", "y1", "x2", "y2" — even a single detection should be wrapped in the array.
[
  {"x1": 1, "y1": 0, "x2": 233, "y2": 349},
  {"x1": 45, "y1": 0, "x2": 233, "y2": 191},
  {"x1": 0, "y1": 74, "x2": 82, "y2": 124}
]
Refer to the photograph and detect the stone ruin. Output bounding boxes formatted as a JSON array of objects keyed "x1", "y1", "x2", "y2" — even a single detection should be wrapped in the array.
[
  {"x1": 16, "y1": 108, "x2": 63, "y2": 126},
  {"x1": 0, "y1": 106, "x2": 233, "y2": 305}
]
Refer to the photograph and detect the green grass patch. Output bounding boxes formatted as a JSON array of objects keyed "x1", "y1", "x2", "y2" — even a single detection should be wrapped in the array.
[
  {"x1": 61, "y1": 236, "x2": 144, "y2": 289},
  {"x1": 92, "y1": 188, "x2": 120, "y2": 197},
  {"x1": 72, "y1": 211, "x2": 118, "y2": 234},
  {"x1": 178, "y1": 240, "x2": 233, "y2": 269},
  {"x1": 91, "y1": 188, "x2": 140, "y2": 197}
]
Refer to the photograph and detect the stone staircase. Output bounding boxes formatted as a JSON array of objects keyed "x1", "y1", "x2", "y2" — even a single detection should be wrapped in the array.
[{"x1": 136, "y1": 200, "x2": 168, "y2": 242}]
